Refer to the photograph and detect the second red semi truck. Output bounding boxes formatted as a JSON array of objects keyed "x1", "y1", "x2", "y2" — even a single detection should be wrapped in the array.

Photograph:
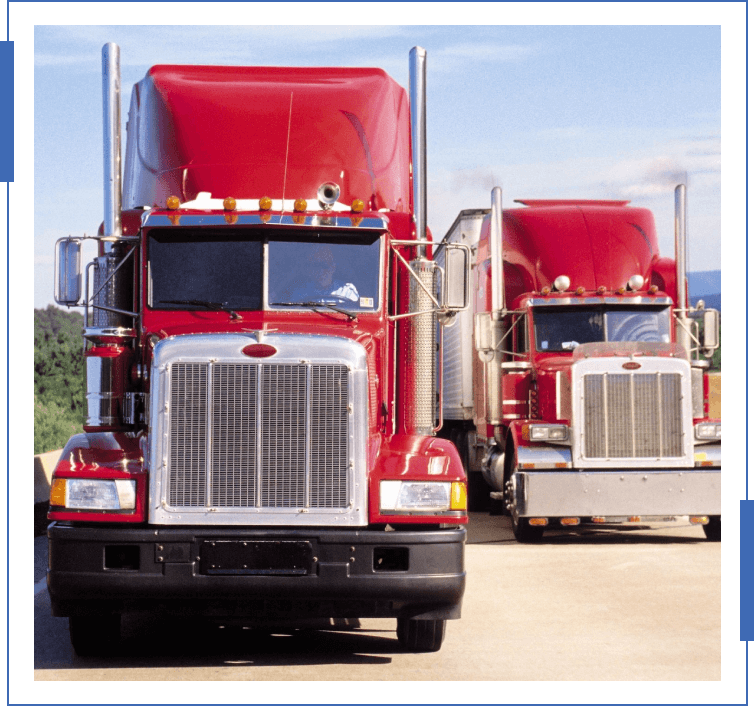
[
  {"x1": 47, "y1": 44, "x2": 470, "y2": 655},
  {"x1": 437, "y1": 186, "x2": 720, "y2": 542}
]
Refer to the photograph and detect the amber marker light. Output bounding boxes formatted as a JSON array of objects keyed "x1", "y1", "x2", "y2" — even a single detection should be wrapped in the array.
[
  {"x1": 540, "y1": 286, "x2": 551, "y2": 296},
  {"x1": 648, "y1": 285, "x2": 659, "y2": 294},
  {"x1": 293, "y1": 198, "x2": 307, "y2": 212},
  {"x1": 50, "y1": 478, "x2": 66, "y2": 506},
  {"x1": 223, "y1": 197, "x2": 237, "y2": 211},
  {"x1": 617, "y1": 287, "x2": 626, "y2": 295},
  {"x1": 575, "y1": 286, "x2": 585, "y2": 295},
  {"x1": 690, "y1": 516, "x2": 709, "y2": 525},
  {"x1": 529, "y1": 518, "x2": 548, "y2": 526},
  {"x1": 597, "y1": 286, "x2": 607, "y2": 295},
  {"x1": 259, "y1": 196, "x2": 272, "y2": 211},
  {"x1": 166, "y1": 195, "x2": 181, "y2": 210},
  {"x1": 351, "y1": 199, "x2": 365, "y2": 213},
  {"x1": 628, "y1": 516, "x2": 641, "y2": 523},
  {"x1": 560, "y1": 517, "x2": 580, "y2": 526},
  {"x1": 450, "y1": 482, "x2": 467, "y2": 511}
]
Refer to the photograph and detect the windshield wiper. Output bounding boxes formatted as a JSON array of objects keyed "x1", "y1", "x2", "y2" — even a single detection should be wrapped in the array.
[
  {"x1": 158, "y1": 299, "x2": 240, "y2": 320},
  {"x1": 272, "y1": 301, "x2": 357, "y2": 321}
]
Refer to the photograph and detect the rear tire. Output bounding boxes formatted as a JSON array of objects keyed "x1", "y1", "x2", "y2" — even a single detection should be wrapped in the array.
[{"x1": 396, "y1": 618, "x2": 446, "y2": 652}]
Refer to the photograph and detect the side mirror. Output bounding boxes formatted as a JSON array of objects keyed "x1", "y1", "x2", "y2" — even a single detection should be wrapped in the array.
[
  {"x1": 702, "y1": 309, "x2": 720, "y2": 357},
  {"x1": 54, "y1": 238, "x2": 82, "y2": 306},
  {"x1": 442, "y1": 244, "x2": 469, "y2": 311}
]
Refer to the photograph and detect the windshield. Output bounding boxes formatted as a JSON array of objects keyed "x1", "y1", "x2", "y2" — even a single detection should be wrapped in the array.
[
  {"x1": 148, "y1": 229, "x2": 381, "y2": 313},
  {"x1": 533, "y1": 306, "x2": 671, "y2": 351}
]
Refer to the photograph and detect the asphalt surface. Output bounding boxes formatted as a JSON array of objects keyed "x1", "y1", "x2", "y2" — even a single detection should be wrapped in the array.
[{"x1": 31, "y1": 513, "x2": 721, "y2": 687}]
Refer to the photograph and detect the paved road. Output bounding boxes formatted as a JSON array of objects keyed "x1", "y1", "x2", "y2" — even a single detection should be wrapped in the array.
[{"x1": 32, "y1": 513, "x2": 719, "y2": 682}]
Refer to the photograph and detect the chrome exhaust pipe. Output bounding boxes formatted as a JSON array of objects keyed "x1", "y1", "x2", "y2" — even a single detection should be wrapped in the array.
[
  {"x1": 490, "y1": 186, "x2": 505, "y2": 318},
  {"x1": 409, "y1": 46, "x2": 427, "y2": 242},
  {"x1": 674, "y1": 184, "x2": 691, "y2": 353},
  {"x1": 102, "y1": 42, "x2": 122, "y2": 244}
]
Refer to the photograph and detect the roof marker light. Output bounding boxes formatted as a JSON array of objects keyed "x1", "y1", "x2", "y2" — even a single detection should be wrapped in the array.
[
  {"x1": 351, "y1": 199, "x2": 365, "y2": 213},
  {"x1": 540, "y1": 286, "x2": 551, "y2": 296},
  {"x1": 259, "y1": 196, "x2": 272, "y2": 211},
  {"x1": 648, "y1": 285, "x2": 659, "y2": 294},
  {"x1": 166, "y1": 195, "x2": 180, "y2": 210},
  {"x1": 627, "y1": 274, "x2": 644, "y2": 291},
  {"x1": 223, "y1": 197, "x2": 237, "y2": 211},
  {"x1": 293, "y1": 198, "x2": 307, "y2": 212},
  {"x1": 597, "y1": 286, "x2": 607, "y2": 295},
  {"x1": 553, "y1": 275, "x2": 570, "y2": 292},
  {"x1": 575, "y1": 286, "x2": 585, "y2": 295}
]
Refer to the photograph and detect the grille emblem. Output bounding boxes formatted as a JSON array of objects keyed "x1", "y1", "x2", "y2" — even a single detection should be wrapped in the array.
[
  {"x1": 242, "y1": 344, "x2": 277, "y2": 358},
  {"x1": 622, "y1": 361, "x2": 641, "y2": 370}
]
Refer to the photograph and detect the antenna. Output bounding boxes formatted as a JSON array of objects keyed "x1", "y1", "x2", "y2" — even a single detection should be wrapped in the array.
[{"x1": 281, "y1": 92, "x2": 293, "y2": 214}]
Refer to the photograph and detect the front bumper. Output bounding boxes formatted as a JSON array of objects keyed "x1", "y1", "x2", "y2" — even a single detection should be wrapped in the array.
[
  {"x1": 511, "y1": 469, "x2": 721, "y2": 517},
  {"x1": 47, "y1": 523, "x2": 465, "y2": 621}
]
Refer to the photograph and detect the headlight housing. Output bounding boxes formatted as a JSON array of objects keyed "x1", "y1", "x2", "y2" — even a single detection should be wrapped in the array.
[
  {"x1": 526, "y1": 424, "x2": 569, "y2": 442},
  {"x1": 695, "y1": 423, "x2": 721, "y2": 441},
  {"x1": 380, "y1": 481, "x2": 466, "y2": 512},
  {"x1": 50, "y1": 478, "x2": 136, "y2": 511}
]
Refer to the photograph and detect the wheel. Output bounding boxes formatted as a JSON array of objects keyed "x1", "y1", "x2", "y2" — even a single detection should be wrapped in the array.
[
  {"x1": 467, "y1": 472, "x2": 491, "y2": 513},
  {"x1": 703, "y1": 516, "x2": 721, "y2": 541},
  {"x1": 396, "y1": 618, "x2": 446, "y2": 653},
  {"x1": 69, "y1": 613, "x2": 121, "y2": 657},
  {"x1": 504, "y1": 451, "x2": 544, "y2": 543},
  {"x1": 511, "y1": 512, "x2": 545, "y2": 543}
]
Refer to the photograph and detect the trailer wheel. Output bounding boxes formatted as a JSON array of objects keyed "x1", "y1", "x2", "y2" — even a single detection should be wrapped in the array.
[
  {"x1": 396, "y1": 618, "x2": 446, "y2": 652},
  {"x1": 69, "y1": 613, "x2": 121, "y2": 657},
  {"x1": 703, "y1": 516, "x2": 721, "y2": 541}
]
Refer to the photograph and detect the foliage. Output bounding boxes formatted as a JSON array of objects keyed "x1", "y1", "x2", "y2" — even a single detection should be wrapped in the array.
[{"x1": 34, "y1": 306, "x2": 85, "y2": 454}]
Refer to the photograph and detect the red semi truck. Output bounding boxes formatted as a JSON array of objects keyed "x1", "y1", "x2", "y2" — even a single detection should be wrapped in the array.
[
  {"x1": 437, "y1": 186, "x2": 720, "y2": 542},
  {"x1": 48, "y1": 44, "x2": 469, "y2": 655}
]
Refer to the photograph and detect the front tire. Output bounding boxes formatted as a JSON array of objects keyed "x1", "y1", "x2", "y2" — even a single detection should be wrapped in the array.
[
  {"x1": 396, "y1": 618, "x2": 446, "y2": 652},
  {"x1": 703, "y1": 516, "x2": 721, "y2": 541},
  {"x1": 69, "y1": 613, "x2": 121, "y2": 657}
]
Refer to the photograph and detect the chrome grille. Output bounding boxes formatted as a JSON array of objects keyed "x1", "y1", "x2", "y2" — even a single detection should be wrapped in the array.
[
  {"x1": 583, "y1": 372, "x2": 683, "y2": 459},
  {"x1": 168, "y1": 362, "x2": 350, "y2": 509}
]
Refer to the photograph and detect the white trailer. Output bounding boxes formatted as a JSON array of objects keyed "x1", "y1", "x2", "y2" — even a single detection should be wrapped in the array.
[{"x1": 436, "y1": 209, "x2": 488, "y2": 420}]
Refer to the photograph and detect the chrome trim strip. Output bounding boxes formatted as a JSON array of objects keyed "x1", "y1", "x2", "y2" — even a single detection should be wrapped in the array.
[
  {"x1": 528, "y1": 296, "x2": 673, "y2": 307},
  {"x1": 517, "y1": 445, "x2": 573, "y2": 468},
  {"x1": 142, "y1": 213, "x2": 388, "y2": 230}
]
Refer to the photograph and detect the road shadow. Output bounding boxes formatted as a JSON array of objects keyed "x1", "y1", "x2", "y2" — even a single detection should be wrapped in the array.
[{"x1": 466, "y1": 512, "x2": 712, "y2": 546}]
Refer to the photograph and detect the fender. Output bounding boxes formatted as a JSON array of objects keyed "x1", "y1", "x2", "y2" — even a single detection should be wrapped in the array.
[
  {"x1": 48, "y1": 432, "x2": 148, "y2": 523},
  {"x1": 368, "y1": 434, "x2": 467, "y2": 525}
]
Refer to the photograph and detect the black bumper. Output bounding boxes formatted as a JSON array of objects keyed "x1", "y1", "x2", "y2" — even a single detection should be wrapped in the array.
[{"x1": 47, "y1": 523, "x2": 466, "y2": 622}]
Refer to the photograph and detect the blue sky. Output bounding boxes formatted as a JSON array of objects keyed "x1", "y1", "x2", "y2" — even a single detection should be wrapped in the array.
[{"x1": 33, "y1": 23, "x2": 722, "y2": 309}]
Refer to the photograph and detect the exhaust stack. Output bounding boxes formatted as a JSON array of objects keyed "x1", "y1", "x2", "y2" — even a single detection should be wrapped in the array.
[
  {"x1": 402, "y1": 47, "x2": 436, "y2": 435},
  {"x1": 102, "y1": 42, "x2": 122, "y2": 243},
  {"x1": 490, "y1": 186, "x2": 505, "y2": 318},
  {"x1": 674, "y1": 184, "x2": 691, "y2": 353},
  {"x1": 409, "y1": 46, "x2": 427, "y2": 242}
]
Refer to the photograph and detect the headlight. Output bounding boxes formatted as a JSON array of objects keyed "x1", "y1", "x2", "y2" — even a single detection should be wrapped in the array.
[
  {"x1": 527, "y1": 424, "x2": 569, "y2": 442},
  {"x1": 50, "y1": 478, "x2": 136, "y2": 510},
  {"x1": 380, "y1": 481, "x2": 466, "y2": 512},
  {"x1": 695, "y1": 423, "x2": 721, "y2": 441}
]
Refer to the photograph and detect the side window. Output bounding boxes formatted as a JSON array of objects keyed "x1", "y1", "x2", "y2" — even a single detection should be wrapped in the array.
[{"x1": 514, "y1": 313, "x2": 528, "y2": 354}]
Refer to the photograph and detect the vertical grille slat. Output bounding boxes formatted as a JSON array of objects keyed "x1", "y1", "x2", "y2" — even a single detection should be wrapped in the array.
[
  {"x1": 167, "y1": 362, "x2": 350, "y2": 510},
  {"x1": 583, "y1": 372, "x2": 683, "y2": 460},
  {"x1": 169, "y1": 363, "x2": 207, "y2": 506}
]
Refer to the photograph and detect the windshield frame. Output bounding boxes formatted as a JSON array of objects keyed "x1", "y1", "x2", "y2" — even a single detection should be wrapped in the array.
[
  {"x1": 531, "y1": 304, "x2": 672, "y2": 352},
  {"x1": 145, "y1": 226, "x2": 384, "y2": 315}
]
